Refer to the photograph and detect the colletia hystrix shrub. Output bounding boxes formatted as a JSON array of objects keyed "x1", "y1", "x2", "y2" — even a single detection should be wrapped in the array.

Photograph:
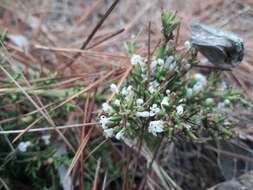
[{"x1": 99, "y1": 11, "x2": 239, "y2": 142}]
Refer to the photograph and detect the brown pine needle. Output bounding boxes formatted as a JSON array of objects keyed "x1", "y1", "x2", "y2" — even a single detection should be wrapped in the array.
[
  {"x1": 0, "y1": 123, "x2": 97, "y2": 134},
  {"x1": 92, "y1": 158, "x2": 102, "y2": 190},
  {"x1": 12, "y1": 70, "x2": 114, "y2": 143},
  {"x1": 60, "y1": 0, "x2": 121, "y2": 70},
  {"x1": 65, "y1": 126, "x2": 94, "y2": 177}
]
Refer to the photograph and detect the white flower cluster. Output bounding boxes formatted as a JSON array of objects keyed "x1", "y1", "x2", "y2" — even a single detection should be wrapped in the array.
[
  {"x1": 184, "y1": 40, "x2": 192, "y2": 50},
  {"x1": 176, "y1": 104, "x2": 184, "y2": 116},
  {"x1": 186, "y1": 73, "x2": 207, "y2": 97},
  {"x1": 150, "y1": 56, "x2": 176, "y2": 72},
  {"x1": 148, "y1": 120, "x2": 164, "y2": 136},
  {"x1": 99, "y1": 115, "x2": 126, "y2": 140},
  {"x1": 148, "y1": 81, "x2": 159, "y2": 94},
  {"x1": 98, "y1": 48, "x2": 231, "y2": 141},
  {"x1": 135, "y1": 103, "x2": 161, "y2": 118},
  {"x1": 121, "y1": 85, "x2": 134, "y2": 100},
  {"x1": 131, "y1": 54, "x2": 144, "y2": 66},
  {"x1": 102, "y1": 102, "x2": 113, "y2": 113}
]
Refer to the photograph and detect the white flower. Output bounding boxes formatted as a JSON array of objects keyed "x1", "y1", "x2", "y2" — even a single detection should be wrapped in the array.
[
  {"x1": 184, "y1": 40, "x2": 192, "y2": 50},
  {"x1": 183, "y1": 123, "x2": 191, "y2": 130},
  {"x1": 151, "y1": 60, "x2": 158, "y2": 71},
  {"x1": 224, "y1": 99, "x2": 231, "y2": 106},
  {"x1": 161, "y1": 97, "x2": 169, "y2": 106},
  {"x1": 193, "y1": 82, "x2": 205, "y2": 93},
  {"x1": 99, "y1": 115, "x2": 109, "y2": 129},
  {"x1": 164, "y1": 56, "x2": 176, "y2": 71},
  {"x1": 168, "y1": 62, "x2": 176, "y2": 71},
  {"x1": 115, "y1": 128, "x2": 125, "y2": 140},
  {"x1": 176, "y1": 104, "x2": 184, "y2": 116},
  {"x1": 164, "y1": 56, "x2": 174, "y2": 69},
  {"x1": 136, "y1": 98, "x2": 144, "y2": 106},
  {"x1": 136, "y1": 111, "x2": 150, "y2": 117},
  {"x1": 150, "y1": 104, "x2": 160, "y2": 116},
  {"x1": 18, "y1": 141, "x2": 31, "y2": 152},
  {"x1": 41, "y1": 134, "x2": 51, "y2": 145},
  {"x1": 186, "y1": 88, "x2": 193, "y2": 97},
  {"x1": 131, "y1": 54, "x2": 143, "y2": 65},
  {"x1": 148, "y1": 81, "x2": 159, "y2": 94},
  {"x1": 110, "y1": 83, "x2": 119, "y2": 93},
  {"x1": 205, "y1": 98, "x2": 214, "y2": 105},
  {"x1": 148, "y1": 120, "x2": 164, "y2": 136},
  {"x1": 102, "y1": 103, "x2": 113, "y2": 113},
  {"x1": 122, "y1": 85, "x2": 134, "y2": 100},
  {"x1": 103, "y1": 128, "x2": 114, "y2": 138},
  {"x1": 157, "y1": 58, "x2": 164, "y2": 66},
  {"x1": 114, "y1": 99, "x2": 121, "y2": 107},
  {"x1": 184, "y1": 63, "x2": 191, "y2": 70},
  {"x1": 192, "y1": 74, "x2": 207, "y2": 93},
  {"x1": 166, "y1": 89, "x2": 171, "y2": 95},
  {"x1": 194, "y1": 73, "x2": 207, "y2": 84}
]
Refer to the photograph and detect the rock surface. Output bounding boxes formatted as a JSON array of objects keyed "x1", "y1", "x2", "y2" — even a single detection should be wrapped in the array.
[{"x1": 207, "y1": 171, "x2": 253, "y2": 190}]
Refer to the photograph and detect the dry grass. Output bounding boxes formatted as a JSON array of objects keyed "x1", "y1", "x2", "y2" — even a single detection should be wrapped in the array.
[{"x1": 0, "y1": 0, "x2": 253, "y2": 189}]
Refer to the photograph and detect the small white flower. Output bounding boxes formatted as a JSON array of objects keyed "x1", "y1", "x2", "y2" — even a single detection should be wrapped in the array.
[
  {"x1": 183, "y1": 123, "x2": 191, "y2": 130},
  {"x1": 150, "y1": 104, "x2": 160, "y2": 116},
  {"x1": 122, "y1": 85, "x2": 134, "y2": 100},
  {"x1": 205, "y1": 98, "x2": 214, "y2": 105},
  {"x1": 186, "y1": 88, "x2": 193, "y2": 97},
  {"x1": 184, "y1": 41, "x2": 192, "y2": 50},
  {"x1": 184, "y1": 63, "x2": 191, "y2": 70},
  {"x1": 179, "y1": 99, "x2": 184, "y2": 103},
  {"x1": 191, "y1": 74, "x2": 207, "y2": 93},
  {"x1": 103, "y1": 128, "x2": 115, "y2": 138},
  {"x1": 148, "y1": 120, "x2": 164, "y2": 136},
  {"x1": 131, "y1": 54, "x2": 143, "y2": 65},
  {"x1": 41, "y1": 134, "x2": 51, "y2": 145},
  {"x1": 157, "y1": 58, "x2": 164, "y2": 66},
  {"x1": 115, "y1": 128, "x2": 125, "y2": 140},
  {"x1": 114, "y1": 99, "x2": 121, "y2": 107},
  {"x1": 136, "y1": 111, "x2": 150, "y2": 117},
  {"x1": 192, "y1": 82, "x2": 205, "y2": 93},
  {"x1": 194, "y1": 73, "x2": 207, "y2": 84},
  {"x1": 18, "y1": 141, "x2": 31, "y2": 152},
  {"x1": 121, "y1": 87, "x2": 127, "y2": 96},
  {"x1": 224, "y1": 99, "x2": 231, "y2": 106},
  {"x1": 168, "y1": 62, "x2": 176, "y2": 71},
  {"x1": 148, "y1": 81, "x2": 159, "y2": 94},
  {"x1": 176, "y1": 104, "x2": 184, "y2": 116},
  {"x1": 161, "y1": 97, "x2": 170, "y2": 106},
  {"x1": 136, "y1": 98, "x2": 144, "y2": 106},
  {"x1": 164, "y1": 56, "x2": 174, "y2": 69},
  {"x1": 151, "y1": 60, "x2": 158, "y2": 71},
  {"x1": 99, "y1": 115, "x2": 109, "y2": 129},
  {"x1": 166, "y1": 89, "x2": 171, "y2": 95},
  {"x1": 110, "y1": 83, "x2": 119, "y2": 93},
  {"x1": 102, "y1": 103, "x2": 113, "y2": 113}
]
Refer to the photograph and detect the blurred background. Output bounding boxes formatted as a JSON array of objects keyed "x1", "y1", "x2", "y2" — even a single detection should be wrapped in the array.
[{"x1": 0, "y1": 0, "x2": 253, "y2": 189}]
